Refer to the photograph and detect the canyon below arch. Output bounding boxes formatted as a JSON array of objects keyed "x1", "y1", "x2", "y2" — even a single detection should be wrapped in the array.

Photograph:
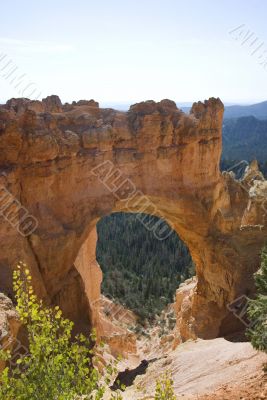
[{"x1": 0, "y1": 94, "x2": 267, "y2": 349}]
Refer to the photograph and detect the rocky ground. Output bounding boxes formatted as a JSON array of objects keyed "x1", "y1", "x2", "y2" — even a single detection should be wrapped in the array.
[
  {"x1": 197, "y1": 370, "x2": 266, "y2": 400},
  {"x1": 118, "y1": 338, "x2": 266, "y2": 400},
  {"x1": 97, "y1": 295, "x2": 267, "y2": 399},
  {"x1": 0, "y1": 291, "x2": 266, "y2": 399}
]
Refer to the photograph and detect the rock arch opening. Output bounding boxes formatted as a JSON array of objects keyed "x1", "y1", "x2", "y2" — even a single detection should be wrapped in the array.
[{"x1": 96, "y1": 212, "x2": 195, "y2": 325}]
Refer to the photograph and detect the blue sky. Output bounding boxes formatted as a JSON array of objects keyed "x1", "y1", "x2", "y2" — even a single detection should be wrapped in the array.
[{"x1": 1, "y1": 0, "x2": 267, "y2": 106}]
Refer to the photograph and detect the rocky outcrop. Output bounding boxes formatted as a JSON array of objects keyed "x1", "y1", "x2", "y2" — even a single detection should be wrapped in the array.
[
  {"x1": 5, "y1": 95, "x2": 63, "y2": 115},
  {"x1": 0, "y1": 96, "x2": 266, "y2": 343},
  {"x1": 122, "y1": 338, "x2": 267, "y2": 399},
  {"x1": 0, "y1": 294, "x2": 20, "y2": 372},
  {"x1": 98, "y1": 296, "x2": 137, "y2": 357},
  {"x1": 174, "y1": 277, "x2": 197, "y2": 343}
]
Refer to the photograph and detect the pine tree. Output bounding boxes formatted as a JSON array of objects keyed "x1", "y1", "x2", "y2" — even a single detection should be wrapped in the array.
[
  {"x1": 97, "y1": 212, "x2": 195, "y2": 320},
  {"x1": 247, "y1": 246, "x2": 267, "y2": 353}
]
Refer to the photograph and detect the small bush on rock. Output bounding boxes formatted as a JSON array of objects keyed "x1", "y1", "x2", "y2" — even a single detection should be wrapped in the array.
[{"x1": 154, "y1": 372, "x2": 176, "y2": 400}]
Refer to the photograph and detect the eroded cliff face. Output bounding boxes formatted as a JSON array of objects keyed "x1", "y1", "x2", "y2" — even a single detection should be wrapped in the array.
[{"x1": 0, "y1": 95, "x2": 266, "y2": 342}]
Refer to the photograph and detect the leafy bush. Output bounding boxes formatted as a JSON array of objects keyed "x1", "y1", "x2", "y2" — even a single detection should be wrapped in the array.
[
  {"x1": 247, "y1": 246, "x2": 267, "y2": 353},
  {"x1": 0, "y1": 262, "x2": 122, "y2": 400},
  {"x1": 0, "y1": 263, "x2": 180, "y2": 399},
  {"x1": 154, "y1": 372, "x2": 176, "y2": 400}
]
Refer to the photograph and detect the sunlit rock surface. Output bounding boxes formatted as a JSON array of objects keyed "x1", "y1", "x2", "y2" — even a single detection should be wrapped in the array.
[{"x1": 0, "y1": 95, "x2": 266, "y2": 343}]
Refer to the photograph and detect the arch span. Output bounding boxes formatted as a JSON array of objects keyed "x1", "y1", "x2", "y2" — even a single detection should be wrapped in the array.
[{"x1": 0, "y1": 96, "x2": 266, "y2": 340}]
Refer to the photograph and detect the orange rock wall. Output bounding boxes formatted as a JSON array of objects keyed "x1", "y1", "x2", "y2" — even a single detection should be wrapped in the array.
[{"x1": 0, "y1": 96, "x2": 266, "y2": 340}]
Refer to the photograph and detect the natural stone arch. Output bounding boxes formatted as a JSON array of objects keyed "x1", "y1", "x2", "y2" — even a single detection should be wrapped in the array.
[
  {"x1": 0, "y1": 96, "x2": 266, "y2": 341},
  {"x1": 72, "y1": 186, "x2": 260, "y2": 341}
]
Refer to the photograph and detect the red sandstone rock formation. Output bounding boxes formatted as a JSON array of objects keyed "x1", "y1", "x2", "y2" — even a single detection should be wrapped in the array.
[{"x1": 0, "y1": 95, "x2": 266, "y2": 344}]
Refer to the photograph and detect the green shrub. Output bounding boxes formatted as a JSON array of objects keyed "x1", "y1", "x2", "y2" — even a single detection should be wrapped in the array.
[
  {"x1": 154, "y1": 372, "x2": 176, "y2": 400},
  {"x1": 0, "y1": 262, "x2": 122, "y2": 400},
  {"x1": 247, "y1": 246, "x2": 267, "y2": 353}
]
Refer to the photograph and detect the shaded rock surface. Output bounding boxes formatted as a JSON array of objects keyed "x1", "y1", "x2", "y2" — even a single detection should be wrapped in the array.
[{"x1": 110, "y1": 359, "x2": 149, "y2": 391}]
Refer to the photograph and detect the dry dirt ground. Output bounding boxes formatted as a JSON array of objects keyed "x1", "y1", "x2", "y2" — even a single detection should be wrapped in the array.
[
  {"x1": 120, "y1": 338, "x2": 266, "y2": 400},
  {"x1": 197, "y1": 369, "x2": 266, "y2": 400}
]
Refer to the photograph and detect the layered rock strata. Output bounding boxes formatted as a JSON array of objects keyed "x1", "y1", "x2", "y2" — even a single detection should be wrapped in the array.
[{"x1": 0, "y1": 95, "x2": 266, "y2": 343}]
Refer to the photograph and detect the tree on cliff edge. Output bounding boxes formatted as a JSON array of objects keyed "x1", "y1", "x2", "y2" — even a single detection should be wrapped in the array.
[{"x1": 247, "y1": 246, "x2": 267, "y2": 354}]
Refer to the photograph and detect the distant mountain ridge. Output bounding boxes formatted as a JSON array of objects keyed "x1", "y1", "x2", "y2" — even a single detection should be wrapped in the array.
[
  {"x1": 220, "y1": 101, "x2": 267, "y2": 170},
  {"x1": 224, "y1": 101, "x2": 267, "y2": 120},
  {"x1": 181, "y1": 100, "x2": 267, "y2": 120},
  {"x1": 222, "y1": 116, "x2": 267, "y2": 163}
]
